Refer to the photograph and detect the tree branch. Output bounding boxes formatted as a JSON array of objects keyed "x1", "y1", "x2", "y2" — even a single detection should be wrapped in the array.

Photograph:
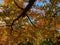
[
  {"x1": 14, "y1": 0, "x2": 24, "y2": 10},
  {"x1": 26, "y1": 14, "x2": 36, "y2": 27},
  {"x1": 10, "y1": 0, "x2": 36, "y2": 32}
]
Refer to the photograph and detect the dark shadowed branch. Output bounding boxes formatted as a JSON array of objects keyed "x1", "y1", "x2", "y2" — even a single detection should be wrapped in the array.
[
  {"x1": 14, "y1": 0, "x2": 24, "y2": 10},
  {"x1": 10, "y1": 0, "x2": 36, "y2": 32}
]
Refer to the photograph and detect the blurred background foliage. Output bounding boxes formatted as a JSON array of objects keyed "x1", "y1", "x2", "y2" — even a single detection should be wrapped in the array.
[{"x1": 0, "y1": 0, "x2": 60, "y2": 45}]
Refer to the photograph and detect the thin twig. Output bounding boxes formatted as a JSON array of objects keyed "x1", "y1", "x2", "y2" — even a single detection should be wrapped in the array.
[
  {"x1": 14, "y1": 0, "x2": 24, "y2": 10},
  {"x1": 26, "y1": 14, "x2": 36, "y2": 28}
]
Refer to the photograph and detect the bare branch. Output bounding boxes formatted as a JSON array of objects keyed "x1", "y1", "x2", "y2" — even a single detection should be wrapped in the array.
[
  {"x1": 10, "y1": 0, "x2": 36, "y2": 32},
  {"x1": 14, "y1": 0, "x2": 24, "y2": 10}
]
